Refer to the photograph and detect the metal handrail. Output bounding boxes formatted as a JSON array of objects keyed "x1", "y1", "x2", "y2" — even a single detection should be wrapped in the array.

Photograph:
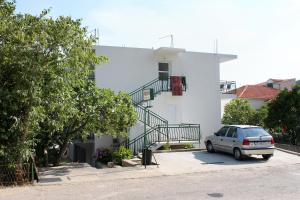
[
  {"x1": 127, "y1": 76, "x2": 197, "y2": 155},
  {"x1": 130, "y1": 78, "x2": 160, "y2": 96},
  {"x1": 121, "y1": 126, "x2": 166, "y2": 155},
  {"x1": 130, "y1": 77, "x2": 187, "y2": 105},
  {"x1": 123, "y1": 124, "x2": 201, "y2": 155},
  {"x1": 130, "y1": 79, "x2": 170, "y2": 105},
  {"x1": 158, "y1": 124, "x2": 201, "y2": 143},
  {"x1": 134, "y1": 104, "x2": 168, "y2": 128}
]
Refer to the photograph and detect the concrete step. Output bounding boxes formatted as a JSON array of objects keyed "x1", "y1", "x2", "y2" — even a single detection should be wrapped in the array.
[{"x1": 122, "y1": 159, "x2": 139, "y2": 167}]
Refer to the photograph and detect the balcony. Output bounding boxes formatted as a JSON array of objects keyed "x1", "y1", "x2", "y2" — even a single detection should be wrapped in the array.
[{"x1": 220, "y1": 80, "x2": 236, "y2": 94}]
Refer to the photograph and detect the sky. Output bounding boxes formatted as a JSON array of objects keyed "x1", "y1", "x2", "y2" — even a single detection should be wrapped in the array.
[{"x1": 15, "y1": 0, "x2": 300, "y2": 86}]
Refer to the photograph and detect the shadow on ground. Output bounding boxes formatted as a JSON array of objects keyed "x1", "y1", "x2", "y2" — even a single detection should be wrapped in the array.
[
  {"x1": 192, "y1": 151, "x2": 268, "y2": 165},
  {"x1": 38, "y1": 163, "x2": 90, "y2": 184}
]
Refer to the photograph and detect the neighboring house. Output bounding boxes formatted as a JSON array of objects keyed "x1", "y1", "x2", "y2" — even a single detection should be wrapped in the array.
[
  {"x1": 69, "y1": 45, "x2": 237, "y2": 164},
  {"x1": 296, "y1": 80, "x2": 300, "y2": 85},
  {"x1": 221, "y1": 78, "x2": 296, "y2": 115},
  {"x1": 235, "y1": 84, "x2": 280, "y2": 109},
  {"x1": 257, "y1": 78, "x2": 296, "y2": 91}
]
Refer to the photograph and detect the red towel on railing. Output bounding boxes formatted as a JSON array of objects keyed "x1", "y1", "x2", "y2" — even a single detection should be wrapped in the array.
[{"x1": 170, "y1": 76, "x2": 183, "y2": 96}]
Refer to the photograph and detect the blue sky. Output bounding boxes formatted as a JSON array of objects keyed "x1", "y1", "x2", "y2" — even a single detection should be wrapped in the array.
[{"x1": 15, "y1": 0, "x2": 300, "y2": 86}]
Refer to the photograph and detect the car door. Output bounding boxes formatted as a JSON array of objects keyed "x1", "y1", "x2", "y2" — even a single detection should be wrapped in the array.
[
  {"x1": 213, "y1": 126, "x2": 229, "y2": 152},
  {"x1": 223, "y1": 127, "x2": 238, "y2": 153}
]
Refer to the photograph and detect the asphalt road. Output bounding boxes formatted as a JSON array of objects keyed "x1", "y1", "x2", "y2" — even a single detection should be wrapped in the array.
[{"x1": 1, "y1": 162, "x2": 300, "y2": 200}]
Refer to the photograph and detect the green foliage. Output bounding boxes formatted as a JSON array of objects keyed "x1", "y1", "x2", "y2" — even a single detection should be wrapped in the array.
[
  {"x1": 265, "y1": 86, "x2": 300, "y2": 145},
  {"x1": 0, "y1": 0, "x2": 137, "y2": 165},
  {"x1": 162, "y1": 142, "x2": 171, "y2": 150},
  {"x1": 222, "y1": 99, "x2": 268, "y2": 126},
  {"x1": 112, "y1": 146, "x2": 133, "y2": 165},
  {"x1": 249, "y1": 106, "x2": 268, "y2": 127},
  {"x1": 222, "y1": 99, "x2": 254, "y2": 125},
  {"x1": 184, "y1": 143, "x2": 194, "y2": 149}
]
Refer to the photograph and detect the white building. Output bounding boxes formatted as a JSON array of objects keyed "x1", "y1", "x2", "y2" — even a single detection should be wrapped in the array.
[
  {"x1": 95, "y1": 46, "x2": 235, "y2": 145},
  {"x1": 69, "y1": 45, "x2": 237, "y2": 163}
]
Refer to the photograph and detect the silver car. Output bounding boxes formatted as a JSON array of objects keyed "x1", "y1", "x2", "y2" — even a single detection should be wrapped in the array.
[{"x1": 204, "y1": 125, "x2": 275, "y2": 160}]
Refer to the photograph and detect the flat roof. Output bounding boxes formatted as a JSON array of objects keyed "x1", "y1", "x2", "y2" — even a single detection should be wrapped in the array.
[{"x1": 93, "y1": 45, "x2": 237, "y2": 63}]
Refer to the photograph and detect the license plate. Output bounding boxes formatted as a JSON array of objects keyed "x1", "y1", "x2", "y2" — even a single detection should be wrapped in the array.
[{"x1": 251, "y1": 141, "x2": 270, "y2": 146}]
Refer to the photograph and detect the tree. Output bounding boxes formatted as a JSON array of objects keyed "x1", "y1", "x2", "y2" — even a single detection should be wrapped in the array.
[
  {"x1": 36, "y1": 81, "x2": 137, "y2": 165},
  {"x1": 0, "y1": 0, "x2": 137, "y2": 165},
  {"x1": 265, "y1": 86, "x2": 300, "y2": 145},
  {"x1": 249, "y1": 105, "x2": 268, "y2": 127},
  {"x1": 222, "y1": 99, "x2": 254, "y2": 125},
  {"x1": 222, "y1": 98, "x2": 268, "y2": 126}
]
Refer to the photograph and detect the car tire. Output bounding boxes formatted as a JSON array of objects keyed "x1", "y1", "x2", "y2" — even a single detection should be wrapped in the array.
[
  {"x1": 262, "y1": 154, "x2": 272, "y2": 160},
  {"x1": 234, "y1": 148, "x2": 242, "y2": 160},
  {"x1": 206, "y1": 141, "x2": 215, "y2": 153}
]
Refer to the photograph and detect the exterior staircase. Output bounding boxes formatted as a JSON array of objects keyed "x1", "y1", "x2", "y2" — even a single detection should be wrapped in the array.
[{"x1": 123, "y1": 77, "x2": 201, "y2": 155}]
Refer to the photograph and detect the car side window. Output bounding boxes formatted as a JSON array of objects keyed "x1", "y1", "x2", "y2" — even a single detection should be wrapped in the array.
[
  {"x1": 217, "y1": 127, "x2": 229, "y2": 137},
  {"x1": 226, "y1": 127, "x2": 237, "y2": 138}
]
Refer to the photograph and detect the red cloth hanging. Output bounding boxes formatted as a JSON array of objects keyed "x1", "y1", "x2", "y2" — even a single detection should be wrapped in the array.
[{"x1": 170, "y1": 76, "x2": 183, "y2": 96}]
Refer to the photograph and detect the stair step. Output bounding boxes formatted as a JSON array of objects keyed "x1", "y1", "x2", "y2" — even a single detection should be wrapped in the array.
[{"x1": 122, "y1": 159, "x2": 139, "y2": 167}]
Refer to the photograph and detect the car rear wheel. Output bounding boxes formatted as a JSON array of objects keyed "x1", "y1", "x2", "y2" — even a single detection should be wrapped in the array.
[
  {"x1": 234, "y1": 148, "x2": 242, "y2": 160},
  {"x1": 262, "y1": 154, "x2": 272, "y2": 160},
  {"x1": 206, "y1": 141, "x2": 215, "y2": 153}
]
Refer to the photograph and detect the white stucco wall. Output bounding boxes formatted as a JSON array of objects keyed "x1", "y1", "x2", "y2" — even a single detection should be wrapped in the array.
[
  {"x1": 94, "y1": 45, "x2": 236, "y2": 148},
  {"x1": 247, "y1": 98, "x2": 266, "y2": 109},
  {"x1": 94, "y1": 135, "x2": 113, "y2": 151}
]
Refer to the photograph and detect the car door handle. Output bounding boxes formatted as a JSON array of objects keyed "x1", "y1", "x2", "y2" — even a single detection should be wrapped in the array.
[
  {"x1": 233, "y1": 140, "x2": 236, "y2": 142},
  {"x1": 220, "y1": 139, "x2": 223, "y2": 141}
]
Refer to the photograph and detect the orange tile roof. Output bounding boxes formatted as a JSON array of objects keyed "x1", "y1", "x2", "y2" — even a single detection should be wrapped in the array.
[{"x1": 236, "y1": 85, "x2": 280, "y2": 100}]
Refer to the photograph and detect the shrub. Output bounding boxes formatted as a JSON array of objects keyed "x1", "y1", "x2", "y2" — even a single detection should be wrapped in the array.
[
  {"x1": 184, "y1": 143, "x2": 194, "y2": 149},
  {"x1": 112, "y1": 146, "x2": 133, "y2": 164},
  {"x1": 162, "y1": 142, "x2": 171, "y2": 150},
  {"x1": 96, "y1": 148, "x2": 112, "y2": 163}
]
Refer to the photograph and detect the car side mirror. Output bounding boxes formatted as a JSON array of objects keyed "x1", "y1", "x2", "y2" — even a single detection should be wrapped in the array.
[{"x1": 214, "y1": 132, "x2": 219, "y2": 136}]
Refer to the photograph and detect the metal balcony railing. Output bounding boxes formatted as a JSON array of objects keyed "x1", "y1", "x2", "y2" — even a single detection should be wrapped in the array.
[
  {"x1": 220, "y1": 80, "x2": 236, "y2": 94},
  {"x1": 122, "y1": 124, "x2": 201, "y2": 155}
]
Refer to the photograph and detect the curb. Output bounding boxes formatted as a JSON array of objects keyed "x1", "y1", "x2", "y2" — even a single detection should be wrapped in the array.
[
  {"x1": 154, "y1": 148, "x2": 205, "y2": 153},
  {"x1": 276, "y1": 147, "x2": 300, "y2": 156}
]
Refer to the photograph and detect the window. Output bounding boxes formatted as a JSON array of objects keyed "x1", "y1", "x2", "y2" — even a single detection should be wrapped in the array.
[
  {"x1": 226, "y1": 127, "x2": 237, "y2": 138},
  {"x1": 159, "y1": 63, "x2": 169, "y2": 80},
  {"x1": 217, "y1": 127, "x2": 229, "y2": 137},
  {"x1": 240, "y1": 128, "x2": 270, "y2": 137}
]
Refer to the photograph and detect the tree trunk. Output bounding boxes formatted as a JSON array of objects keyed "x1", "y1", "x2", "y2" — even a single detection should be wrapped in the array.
[{"x1": 54, "y1": 138, "x2": 69, "y2": 166}]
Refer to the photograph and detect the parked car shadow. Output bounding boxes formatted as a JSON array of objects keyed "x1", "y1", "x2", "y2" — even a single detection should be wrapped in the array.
[{"x1": 192, "y1": 151, "x2": 269, "y2": 165}]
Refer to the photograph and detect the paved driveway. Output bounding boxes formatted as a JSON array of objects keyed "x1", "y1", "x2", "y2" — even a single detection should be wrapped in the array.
[
  {"x1": 154, "y1": 149, "x2": 300, "y2": 175},
  {"x1": 1, "y1": 150, "x2": 300, "y2": 200},
  {"x1": 32, "y1": 149, "x2": 300, "y2": 186}
]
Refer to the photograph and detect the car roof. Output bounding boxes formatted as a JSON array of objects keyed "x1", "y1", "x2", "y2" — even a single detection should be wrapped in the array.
[{"x1": 224, "y1": 125, "x2": 261, "y2": 129}]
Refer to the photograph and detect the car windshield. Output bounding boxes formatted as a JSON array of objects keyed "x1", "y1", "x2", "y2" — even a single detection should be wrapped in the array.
[{"x1": 240, "y1": 127, "x2": 270, "y2": 137}]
